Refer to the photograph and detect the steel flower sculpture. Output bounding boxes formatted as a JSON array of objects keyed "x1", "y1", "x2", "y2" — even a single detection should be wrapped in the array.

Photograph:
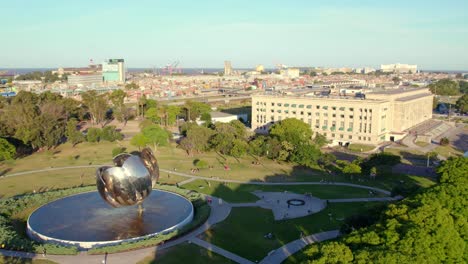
[{"x1": 96, "y1": 148, "x2": 159, "y2": 207}]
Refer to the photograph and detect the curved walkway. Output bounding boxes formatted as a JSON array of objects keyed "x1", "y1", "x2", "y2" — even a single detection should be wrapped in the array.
[
  {"x1": 1, "y1": 165, "x2": 393, "y2": 195},
  {"x1": 259, "y1": 230, "x2": 340, "y2": 264}
]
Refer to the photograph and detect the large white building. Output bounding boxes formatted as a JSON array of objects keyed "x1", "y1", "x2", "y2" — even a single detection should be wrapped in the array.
[
  {"x1": 68, "y1": 74, "x2": 103, "y2": 86},
  {"x1": 103, "y1": 59, "x2": 125, "y2": 83},
  {"x1": 252, "y1": 88, "x2": 433, "y2": 145},
  {"x1": 381, "y1": 63, "x2": 417, "y2": 73}
]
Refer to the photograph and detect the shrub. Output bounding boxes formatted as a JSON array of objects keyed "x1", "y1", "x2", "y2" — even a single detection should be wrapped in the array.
[
  {"x1": 440, "y1": 137, "x2": 450, "y2": 146},
  {"x1": 112, "y1": 147, "x2": 126, "y2": 157},
  {"x1": 193, "y1": 159, "x2": 209, "y2": 169}
]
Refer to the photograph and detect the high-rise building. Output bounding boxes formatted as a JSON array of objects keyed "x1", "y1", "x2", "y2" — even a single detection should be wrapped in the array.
[
  {"x1": 68, "y1": 74, "x2": 103, "y2": 86},
  {"x1": 103, "y1": 59, "x2": 125, "y2": 83},
  {"x1": 224, "y1": 61, "x2": 232, "y2": 76}
]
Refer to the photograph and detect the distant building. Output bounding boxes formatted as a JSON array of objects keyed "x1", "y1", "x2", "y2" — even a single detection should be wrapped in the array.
[
  {"x1": 280, "y1": 68, "x2": 300, "y2": 78},
  {"x1": 103, "y1": 59, "x2": 125, "y2": 83},
  {"x1": 55, "y1": 64, "x2": 102, "y2": 76},
  {"x1": 68, "y1": 74, "x2": 103, "y2": 86},
  {"x1": 381, "y1": 63, "x2": 417, "y2": 73},
  {"x1": 252, "y1": 87, "x2": 433, "y2": 145},
  {"x1": 256, "y1": 65, "x2": 265, "y2": 73},
  {"x1": 224, "y1": 61, "x2": 233, "y2": 76},
  {"x1": 196, "y1": 111, "x2": 247, "y2": 125}
]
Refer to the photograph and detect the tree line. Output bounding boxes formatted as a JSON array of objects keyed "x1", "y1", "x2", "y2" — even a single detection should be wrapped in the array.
[{"x1": 298, "y1": 156, "x2": 467, "y2": 263}]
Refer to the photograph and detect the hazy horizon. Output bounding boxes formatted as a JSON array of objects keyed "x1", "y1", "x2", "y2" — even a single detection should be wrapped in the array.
[{"x1": 2, "y1": 0, "x2": 468, "y2": 70}]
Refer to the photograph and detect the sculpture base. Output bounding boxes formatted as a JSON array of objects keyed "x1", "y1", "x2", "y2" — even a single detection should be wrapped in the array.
[{"x1": 27, "y1": 190, "x2": 194, "y2": 249}]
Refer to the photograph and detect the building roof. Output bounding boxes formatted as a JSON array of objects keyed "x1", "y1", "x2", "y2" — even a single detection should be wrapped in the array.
[
  {"x1": 210, "y1": 111, "x2": 236, "y2": 118},
  {"x1": 369, "y1": 87, "x2": 428, "y2": 95}
]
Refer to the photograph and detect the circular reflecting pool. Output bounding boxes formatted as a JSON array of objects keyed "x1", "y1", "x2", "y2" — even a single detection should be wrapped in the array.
[{"x1": 27, "y1": 190, "x2": 194, "y2": 248}]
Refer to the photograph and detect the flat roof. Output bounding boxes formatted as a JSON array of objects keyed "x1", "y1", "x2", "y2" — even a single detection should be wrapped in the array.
[
  {"x1": 369, "y1": 87, "x2": 428, "y2": 95},
  {"x1": 211, "y1": 111, "x2": 236, "y2": 118},
  {"x1": 396, "y1": 93, "x2": 432, "y2": 102}
]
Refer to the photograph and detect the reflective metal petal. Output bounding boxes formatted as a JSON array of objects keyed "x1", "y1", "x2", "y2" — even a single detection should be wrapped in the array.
[{"x1": 96, "y1": 148, "x2": 160, "y2": 207}]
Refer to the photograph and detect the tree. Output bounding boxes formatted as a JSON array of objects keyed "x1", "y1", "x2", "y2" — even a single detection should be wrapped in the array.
[
  {"x1": 109, "y1": 89, "x2": 129, "y2": 124},
  {"x1": 65, "y1": 119, "x2": 85, "y2": 147},
  {"x1": 112, "y1": 147, "x2": 126, "y2": 157},
  {"x1": 290, "y1": 143, "x2": 321, "y2": 167},
  {"x1": 229, "y1": 139, "x2": 249, "y2": 158},
  {"x1": 0, "y1": 138, "x2": 16, "y2": 161},
  {"x1": 428, "y1": 79, "x2": 460, "y2": 95},
  {"x1": 459, "y1": 81, "x2": 468, "y2": 94},
  {"x1": 392, "y1": 76, "x2": 401, "y2": 84},
  {"x1": 86, "y1": 128, "x2": 101, "y2": 143},
  {"x1": 200, "y1": 112, "x2": 212, "y2": 125},
  {"x1": 145, "y1": 107, "x2": 160, "y2": 124},
  {"x1": 184, "y1": 101, "x2": 211, "y2": 121},
  {"x1": 186, "y1": 125, "x2": 214, "y2": 153},
  {"x1": 313, "y1": 132, "x2": 328, "y2": 147},
  {"x1": 81, "y1": 91, "x2": 108, "y2": 125},
  {"x1": 249, "y1": 136, "x2": 268, "y2": 156},
  {"x1": 166, "y1": 105, "x2": 182, "y2": 126},
  {"x1": 100, "y1": 126, "x2": 123, "y2": 142},
  {"x1": 130, "y1": 133, "x2": 147, "y2": 150},
  {"x1": 141, "y1": 124, "x2": 169, "y2": 151},
  {"x1": 440, "y1": 137, "x2": 450, "y2": 146},
  {"x1": 269, "y1": 118, "x2": 313, "y2": 146},
  {"x1": 455, "y1": 94, "x2": 468, "y2": 114},
  {"x1": 125, "y1": 82, "x2": 139, "y2": 90},
  {"x1": 433, "y1": 96, "x2": 439, "y2": 110},
  {"x1": 342, "y1": 162, "x2": 362, "y2": 177}
]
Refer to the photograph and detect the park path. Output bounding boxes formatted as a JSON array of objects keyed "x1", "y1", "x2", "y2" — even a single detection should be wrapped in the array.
[
  {"x1": 328, "y1": 196, "x2": 403, "y2": 203},
  {"x1": 1, "y1": 165, "x2": 393, "y2": 196},
  {"x1": 259, "y1": 230, "x2": 340, "y2": 264},
  {"x1": 189, "y1": 237, "x2": 254, "y2": 264}
]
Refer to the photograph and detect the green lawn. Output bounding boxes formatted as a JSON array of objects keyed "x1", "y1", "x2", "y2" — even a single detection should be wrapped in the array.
[
  {"x1": 347, "y1": 144, "x2": 375, "y2": 153},
  {"x1": 415, "y1": 141, "x2": 430, "y2": 147},
  {"x1": 136, "y1": 242, "x2": 234, "y2": 264},
  {"x1": 202, "y1": 203, "x2": 384, "y2": 262},
  {"x1": 434, "y1": 145, "x2": 463, "y2": 158},
  {"x1": 384, "y1": 148, "x2": 427, "y2": 166},
  {"x1": 0, "y1": 257, "x2": 57, "y2": 264},
  {"x1": 181, "y1": 180, "x2": 386, "y2": 203}
]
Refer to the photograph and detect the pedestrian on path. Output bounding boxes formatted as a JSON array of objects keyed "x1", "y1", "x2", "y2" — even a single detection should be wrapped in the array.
[{"x1": 42, "y1": 247, "x2": 46, "y2": 257}]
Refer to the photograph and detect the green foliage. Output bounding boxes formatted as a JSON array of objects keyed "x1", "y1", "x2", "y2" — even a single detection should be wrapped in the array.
[
  {"x1": 141, "y1": 124, "x2": 169, "y2": 150},
  {"x1": 312, "y1": 132, "x2": 328, "y2": 147},
  {"x1": 184, "y1": 101, "x2": 211, "y2": 121},
  {"x1": 459, "y1": 80, "x2": 468, "y2": 94},
  {"x1": 109, "y1": 89, "x2": 129, "y2": 123},
  {"x1": 81, "y1": 91, "x2": 108, "y2": 125},
  {"x1": 112, "y1": 147, "x2": 126, "y2": 157},
  {"x1": 200, "y1": 112, "x2": 212, "y2": 124},
  {"x1": 86, "y1": 127, "x2": 101, "y2": 143},
  {"x1": 193, "y1": 159, "x2": 208, "y2": 169},
  {"x1": 130, "y1": 133, "x2": 147, "y2": 150},
  {"x1": 1, "y1": 91, "x2": 76, "y2": 149},
  {"x1": 455, "y1": 94, "x2": 468, "y2": 113},
  {"x1": 269, "y1": 118, "x2": 312, "y2": 146},
  {"x1": 0, "y1": 138, "x2": 16, "y2": 161},
  {"x1": 124, "y1": 82, "x2": 139, "y2": 90},
  {"x1": 361, "y1": 153, "x2": 401, "y2": 173},
  {"x1": 100, "y1": 126, "x2": 123, "y2": 142},
  {"x1": 342, "y1": 162, "x2": 362, "y2": 175},
  {"x1": 248, "y1": 135, "x2": 268, "y2": 156},
  {"x1": 145, "y1": 107, "x2": 160, "y2": 124},
  {"x1": 299, "y1": 157, "x2": 468, "y2": 263},
  {"x1": 290, "y1": 144, "x2": 321, "y2": 167},
  {"x1": 429, "y1": 79, "x2": 460, "y2": 95},
  {"x1": 15, "y1": 71, "x2": 64, "y2": 83},
  {"x1": 65, "y1": 119, "x2": 84, "y2": 147},
  {"x1": 440, "y1": 137, "x2": 450, "y2": 146}
]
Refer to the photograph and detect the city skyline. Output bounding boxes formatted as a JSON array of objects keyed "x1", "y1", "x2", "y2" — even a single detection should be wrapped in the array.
[{"x1": 2, "y1": 0, "x2": 468, "y2": 70}]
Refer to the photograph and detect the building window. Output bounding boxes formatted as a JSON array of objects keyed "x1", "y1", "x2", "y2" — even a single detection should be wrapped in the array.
[
  {"x1": 340, "y1": 134, "x2": 344, "y2": 139},
  {"x1": 299, "y1": 104, "x2": 304, "y2": 108},
  {"x1": 349, "y1": 135, "x2": 352, "y2": 139},
  {"x1": 306, "y1": 105, "x2": 312, "y2": 109},
  {"x1": 271, "y1": 109, "x2": 274, "y2": 113},
  {"x1": 324, "y1": 113, "x2": 328, "y2": 117},
  {"x1": 332, "y1": 114, "x2": 336, "y2": 118},
  {"x1": 349, "y1": 108, "x2": 354, "y2": 111},
  {"x1": 331, "y1": 133, "x2": 335, "y2": 137},
  {"x1": 308, "y1": 112, "x2": 312, "y2": 116},
  {"x1": 322, "y1": 106, "x2": 328, "y2": 110},
  {"x1": 278, "y1": 103, "x2": 282, "y2": 106},
  {"x1": 323, "y1": 133, "x2": 327, "y2": 137},
  {"x1": 300, "y1": 111, "x2": 304, "y2": 115},
  {"x1": 291, "y1": 104, "x2": 297, "y2": 108},
  {"x1": 339, "y1": 107, "x2": 345, "y2": 111},
  {"x1": 277, "y1": 110, "x2": 282, "y2": 113},
  {"x1": 292, "y1": 111, "x2": 296, "y2": 115},
  {"x1": 316, "y1": 112, "x2": 320, "y2": 116},
  {"x1": 332, "y1": 106, "x2": 336, "y2": 110},
  {"x1": 340, "y1": 114, "x2": 345, "y2": 118},
  {"x1": 271, "y1": 116, "x2": 274, "y2": 121},
  {"x1": 308, "y1": 119, "x2": 312, "y2": 125},
  {"x1": 316, "y1": 105, "x2": 320, "y2": 109},
  {"x1": 284, "y1": 103, "x2": 290, "y2": 107},
  {"x1": 349, "y1": 115, "x2": 354, "y2": 119},
  {"x1": 285, "y1": 110, "x2": 289, "y2": 114}
]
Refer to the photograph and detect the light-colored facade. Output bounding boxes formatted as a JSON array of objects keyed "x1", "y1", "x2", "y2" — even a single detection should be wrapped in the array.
[
  {"x1": 280, "y1": 68, "x2": 300, "y2": 78},
  {"x1": 381, "y1": 63, "x2": 417, "y2": 73},
  {"x1": 68, "y1": 74, "x2": 103, "y2": 86},
  {"x1": 103, "y1": 59, "x2": 125, "y2": 83},
  {"x1": 251, "y1": 88, "x2": 433, "y2": 145},
  {"x1": 224, "y1": 61, "x2": 233, "y2": 76}
]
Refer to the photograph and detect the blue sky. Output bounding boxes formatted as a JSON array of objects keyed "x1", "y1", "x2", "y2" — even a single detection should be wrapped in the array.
[{"x1": 2, "y1": 0, "x2": 468, "y2": 70}]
